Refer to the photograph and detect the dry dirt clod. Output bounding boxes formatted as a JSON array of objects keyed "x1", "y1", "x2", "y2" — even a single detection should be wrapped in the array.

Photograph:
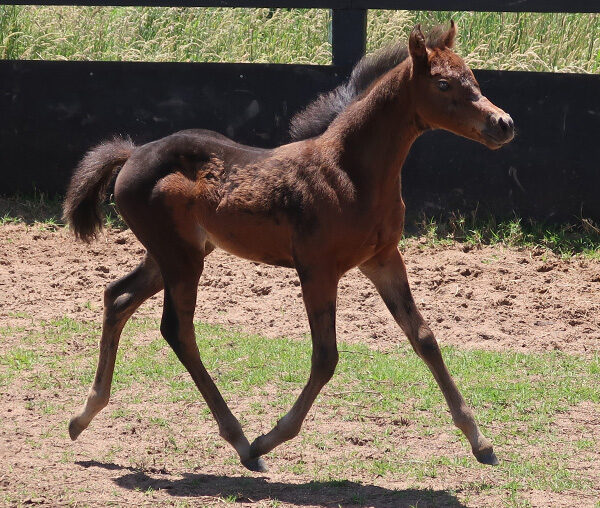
[{"x1": 537, "y1": 263, "x2": 555, "y2": 273}]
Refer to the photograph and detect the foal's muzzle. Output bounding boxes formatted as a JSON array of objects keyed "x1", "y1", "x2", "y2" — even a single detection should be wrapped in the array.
[{"x1": 483, "y1": 113, "x2": 515, "y2": 148}]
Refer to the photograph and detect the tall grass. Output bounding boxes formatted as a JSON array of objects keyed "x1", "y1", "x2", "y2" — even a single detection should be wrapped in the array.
[
  {"x1": 369, "y1": 10, "x2": 600, "y2": 73},
  {"x1": 0, "y1": 6, "x2": 331, "y2": 64},
  {"x1": 1, "y1": 5, "x2": 598, "y2": 72}
]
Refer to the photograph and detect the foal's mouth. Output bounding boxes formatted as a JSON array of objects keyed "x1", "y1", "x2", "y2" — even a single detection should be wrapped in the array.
[{"x1": 481, "y1": 130, "x2": 515, "y2": 150}]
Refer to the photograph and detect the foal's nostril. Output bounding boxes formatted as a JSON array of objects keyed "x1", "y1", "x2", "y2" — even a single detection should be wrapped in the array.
[
  {"x1": 496, "y1": 115, "x2": 514, "y2": 139},
  {"x1": 485, "y1": 113, "x2": 514, "y2": 145}
]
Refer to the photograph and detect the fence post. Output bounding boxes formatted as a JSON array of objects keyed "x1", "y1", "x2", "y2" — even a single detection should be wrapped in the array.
[{"x1": 331, "y1": 8, "x2": 367, "y2": 67}]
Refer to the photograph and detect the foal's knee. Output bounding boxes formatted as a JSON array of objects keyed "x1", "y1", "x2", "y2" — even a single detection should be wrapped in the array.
[
  {"x1": 160, "y1": 312, "x2": 179, "y2": 346},
  {"x1": 312, "y1": 345, "x2": 339, "y2": 382},
  {"x1": 103, "y1": 281, "x2": 132, "y2": 322},
  {"x1": 103, "y1": 281, "x2": 120, "y2": 309},
  {"x1": 413, "y1": 325, "x2": 441, "y2": 359}
]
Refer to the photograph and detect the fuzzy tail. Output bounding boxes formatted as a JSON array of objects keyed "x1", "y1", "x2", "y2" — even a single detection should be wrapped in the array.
[{"x1": 63, "y1": 137, "x2": 135, "y2": 242}]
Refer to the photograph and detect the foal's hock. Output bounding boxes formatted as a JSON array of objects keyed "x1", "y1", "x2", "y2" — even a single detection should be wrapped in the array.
[{"x1": 64, "y1": 22, "x2": 514, "y2": 472}]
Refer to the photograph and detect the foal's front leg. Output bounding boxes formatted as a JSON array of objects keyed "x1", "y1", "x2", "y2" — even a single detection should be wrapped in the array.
[
  {"x1": 249, "y1": 266, "x2": 339, "y2": 460},
  {"x1": 360, "y1": 246, "x2": 498, "y2": 465}
]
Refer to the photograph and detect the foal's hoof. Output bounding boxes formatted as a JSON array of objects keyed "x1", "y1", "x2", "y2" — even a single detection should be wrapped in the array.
[
  {"x1": 475, "y1": 449, "x2": 499, "y2": 466},
  {"x1": 241, "y1": 456, "x2": 268, "y2": 473},
  {"x1": 68, "y1": 417, "x2": 85, "y2": 441}
]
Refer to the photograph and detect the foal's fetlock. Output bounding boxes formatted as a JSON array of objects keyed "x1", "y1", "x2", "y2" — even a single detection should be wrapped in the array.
[
  {"x1": 68, "y1": 392, "x2": 108, "y2": 440},
  {"x1": 248, "y1": 435, "x2": 265, "y2": 458},
  {"x1": 473, "y1": 441, "x2": 499, "y2": 466},
  {"x1": 217, "y1": 423, "x2": 267, "y2": 473},
  {"x1": 239, "y1": 439, "x2": 268, "y2": 472},
  {"x1": 240, "y1": 455, "x2": 268, "y2": 473},
  {"x1": 68, "y1": 415, "x2": 88, "y2": 441}
]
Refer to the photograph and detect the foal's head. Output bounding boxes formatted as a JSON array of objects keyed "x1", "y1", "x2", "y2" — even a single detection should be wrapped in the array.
[{"x1": 409, "y1": 21, "x2": 514, "y2": 149}]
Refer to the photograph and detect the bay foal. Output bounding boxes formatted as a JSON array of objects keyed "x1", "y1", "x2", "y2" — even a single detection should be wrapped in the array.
[{"x1": 64, "y1": 22, "x2": 514, "y2": 471}]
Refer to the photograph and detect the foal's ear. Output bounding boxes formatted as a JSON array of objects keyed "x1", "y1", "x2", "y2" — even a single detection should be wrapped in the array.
[
  {"x1": 444, "y1": 19, "x2": 457, "y2": 48},
  {"x1": 409, "y1": 24, "x2": 428, "y2": 70}
]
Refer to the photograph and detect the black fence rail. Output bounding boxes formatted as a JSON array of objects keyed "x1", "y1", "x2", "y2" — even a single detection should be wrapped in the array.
[
  {"x1": 5, "y1": 0, "x2": 597, "y2": 9},
  {"x1": 1, "y1": 1, "x2": 599, "y2": 222}
]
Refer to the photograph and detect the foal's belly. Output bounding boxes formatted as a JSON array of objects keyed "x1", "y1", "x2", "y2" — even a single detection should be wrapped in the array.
[{"x1": 204, "y1": 214, "x2": 295, "y2": 268}]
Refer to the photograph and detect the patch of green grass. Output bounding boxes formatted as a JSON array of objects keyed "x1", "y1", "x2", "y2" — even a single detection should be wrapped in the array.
[
  {"x1": 103, "y1": 205, "x2": 127, "y2": 230},
  {"x1": 2, "y1": 316, "x2": 599, "y2": 503},
  {"x1": 35, "y1": 400, "x2": 63, "y2": 415},
  {"x1": 6, "y1": 311, "x2": 33, "y2": 320},
  {"x1": 0, "y1": 213, "x2": 21, "y2": 225},
  {"x1": 148, "y1": 416, "x2": 170, "y2": 428},
  {"x1": 0, "y1": 192, "x2": 64, "y2": 225},
  {"x1": 0, "y1": 347, "x2": 38, "y2": 371},
  {"x1": 575, "y1": 438, "x2": 595, "y2": 450},
  {"x1": 111, "y1": 407, "x2": 134, "y2": 419},
  {"x1": 0, "y1": 194, "x2": 130, "y2": 234},
  {"x1": 5, "y1": 318, "x2": 600, "y2": 432},
  {"x1": 0, "y1": 323, "x2": 27, "y2": 338},
  {"x1": 403, "y1": 213, "x2": 600, "y2": 258},
  {"x1": 102, "y1": 445, "x2": 123, "y2": 463}
]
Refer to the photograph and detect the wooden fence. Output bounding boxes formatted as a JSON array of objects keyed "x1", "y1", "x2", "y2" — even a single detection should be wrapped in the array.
[{"x1": 1, "y1": 1, "x2": 599, "y2": 221}]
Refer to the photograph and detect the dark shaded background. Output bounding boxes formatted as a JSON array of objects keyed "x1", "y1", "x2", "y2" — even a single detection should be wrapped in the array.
[{"x1": 1, "y1": 60, "x2": 599, "y2": 221}]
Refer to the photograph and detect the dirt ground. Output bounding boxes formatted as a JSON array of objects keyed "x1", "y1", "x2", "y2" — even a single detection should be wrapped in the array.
[
  {"x1": 1, "y1": 224, "x2": 600, "y2": 507},
  {"x1": 2, "y1": 224, "x2": 599, "y2": 354}
]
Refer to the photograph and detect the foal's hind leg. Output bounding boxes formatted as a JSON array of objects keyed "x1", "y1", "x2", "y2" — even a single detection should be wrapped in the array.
[
  {"x1": 360, "y1": 246, "x2": 498, "y2": 465},
  {"x1": 69, "y1": 254, "x2": 163, "y2": 440},
  {"x1": 155, "y1": 246, "x2": 263, "y2": 471}
]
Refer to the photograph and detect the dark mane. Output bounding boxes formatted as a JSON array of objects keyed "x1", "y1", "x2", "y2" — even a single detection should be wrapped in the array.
[{"x1": 289, "y1": 26, "x2": 452, "y2": 142}]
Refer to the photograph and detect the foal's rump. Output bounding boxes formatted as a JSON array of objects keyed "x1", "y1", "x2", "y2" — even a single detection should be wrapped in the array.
[
  {"x1": 62, "y1": 129, "x2": 272, "y2": 244},
  {"x1": 77, "y1": 129, "x2": 296, "y2": 267}
]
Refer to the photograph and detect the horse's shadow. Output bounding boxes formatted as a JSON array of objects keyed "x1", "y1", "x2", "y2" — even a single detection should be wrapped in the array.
[{"x1": 76, "y1": 460, "x2": 466, "y2": 507}]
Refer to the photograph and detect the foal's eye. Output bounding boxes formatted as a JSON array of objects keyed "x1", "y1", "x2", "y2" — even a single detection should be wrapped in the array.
[{"x1": 437, "y1": 80, "x2": 450, "y2": 91}]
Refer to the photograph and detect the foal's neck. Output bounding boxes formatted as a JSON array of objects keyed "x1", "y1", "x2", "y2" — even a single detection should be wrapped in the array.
[{"x1": 322, "y1": 60, "x2": 423, "y2": 195}]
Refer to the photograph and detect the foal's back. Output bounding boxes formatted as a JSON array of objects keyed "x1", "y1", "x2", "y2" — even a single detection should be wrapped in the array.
[{"x1": 114, "y1": 128, "x2": 357, "y2": 268}]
